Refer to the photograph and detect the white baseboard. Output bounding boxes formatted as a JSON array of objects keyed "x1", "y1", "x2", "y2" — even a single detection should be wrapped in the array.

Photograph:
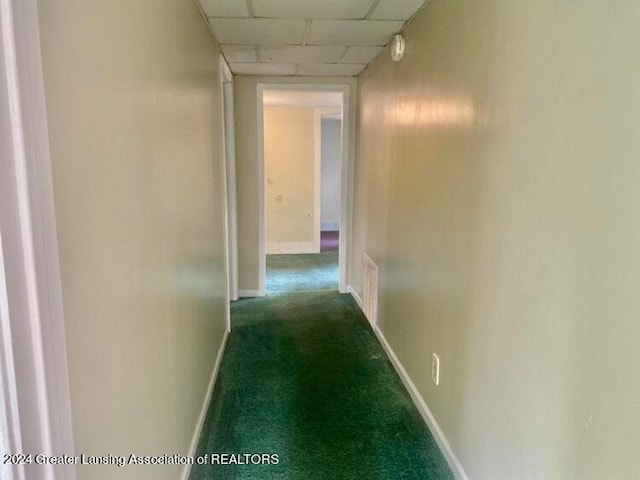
[
  {"x1": 348, "y1": 285, "x2": 363, "y2": 309},
  {"x1": 321, "y1": 222, "x2": 339, "y2": 231},
  {"x1": 370, "y1": 324, "x2": 468, "y2": 480},
  {"x1": 182, "y1": 327, "x2": 229, "y2": 480},
  {"x1": 350, "y1": 287, "x2": 467, "y2": 479},
  {"x1": 266, "y1": 241, "x2": 317, "y2": 254},
  {"x1": 238, "y1": 289, "x2": 261, "y2": 298}
]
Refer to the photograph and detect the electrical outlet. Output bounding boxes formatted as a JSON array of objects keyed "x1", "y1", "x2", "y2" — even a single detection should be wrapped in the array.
[{"x1": 431, "y1": 353, "x2": 440, "y2": 386}]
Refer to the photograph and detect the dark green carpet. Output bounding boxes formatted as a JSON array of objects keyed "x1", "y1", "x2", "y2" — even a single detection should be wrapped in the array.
[
  {"x1": 266, "y1": 253, "x2": 338, "y2": 294},
  {"x1": 190, "y1": 291, "x2": 454, "y2": 480}
]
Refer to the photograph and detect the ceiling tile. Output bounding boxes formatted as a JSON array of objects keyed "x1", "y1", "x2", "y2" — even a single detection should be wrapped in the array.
[
  {"x1": 252, "y1": 0, "x2": 375, "y2": 19},
  {"x1": 199, "y1": 0, "x2": 249, "y2": 18},
  {"x1": 260, "y1": 46, "x2": 346, "y2": 63},
  {"x1": 340, "y1": 46, "x2": 383, "y2": 64},
  {"x1": 307, "y1": 20, "x2": 404, "y2": 46},
  {"x1": 210, "y1": 18, "x2": 306, "y2": 45},
  {"x1": 297, "y1": 63, "x2": 366, "y2": 76},
  {"x1": 370, "y1": 0, "x2": 427, "y2": 20},
  {"x1": 229, "y1": 63, "x2": 297, "y2": 76},
  {"x1": 221, "y1": 45, "x2": 258, "y2": 63}
]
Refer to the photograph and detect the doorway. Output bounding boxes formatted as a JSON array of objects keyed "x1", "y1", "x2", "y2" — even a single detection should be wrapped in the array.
[
  {"x1": 257, "y1": 85, "x2": 350, "y2": 295},
  {"x1": 317, "y1": 109, "x2": 342, "y2": 254}
]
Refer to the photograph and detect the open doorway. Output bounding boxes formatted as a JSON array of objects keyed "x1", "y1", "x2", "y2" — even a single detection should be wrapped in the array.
[
  {"x1": 258, "y1": 87, "x2": 347, "y2": 295},
  {"x1": 318, "y1": 109, "x2": 342, "y2": 254}
]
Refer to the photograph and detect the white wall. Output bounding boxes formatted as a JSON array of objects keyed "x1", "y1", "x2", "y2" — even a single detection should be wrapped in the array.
[
  {"x1": 352, "y1": 0, "x2": 640, "y2": 478},
  {"x1": 36, "y1": 1, "x2": 228, "y2": 479},
  {"x1": 320, "y1": 117, "x2": 341, "y2": 231}
]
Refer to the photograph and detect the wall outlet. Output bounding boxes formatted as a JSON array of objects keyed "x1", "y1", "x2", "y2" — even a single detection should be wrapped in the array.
[{"x1": 432, "y1": 353, "x2": 440, "y2": 386}]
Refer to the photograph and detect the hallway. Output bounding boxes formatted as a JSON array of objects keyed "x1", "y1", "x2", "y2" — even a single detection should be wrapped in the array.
[
  {"x1": 266, "y1": 253, "x2": 339, "y2": 294},
  {"x1": 4, "y1": 0, "x2": 640, "y2": 479},
  {"x1": 190, "y1": 291, "x2": 453, "y2": 480}
]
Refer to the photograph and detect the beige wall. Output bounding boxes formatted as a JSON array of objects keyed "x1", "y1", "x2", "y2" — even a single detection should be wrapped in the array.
[
  {"x1": 352, "y1": 0, "x2": 640, "y2": 479},
  {"x1": 264, "y1": 106, "x2": 315, "y2": 248},
  {"x1": 37, "y1": 1, "x2": 228, "y2": 479},
  {"x1": 234, "y1": 76, "x2": 357, "y2": 292}
]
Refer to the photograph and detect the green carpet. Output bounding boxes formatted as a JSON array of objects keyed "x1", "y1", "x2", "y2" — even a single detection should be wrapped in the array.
[
  {"x1": 267, "y1": 253, "x2": 338, "y2": 294},
  {"x1": 190, "y1": 291, "x2": 454, "y2": 480}
]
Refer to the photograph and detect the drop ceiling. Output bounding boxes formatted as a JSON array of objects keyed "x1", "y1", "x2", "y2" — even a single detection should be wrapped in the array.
[{"x1": 198, "y1": 0, "x2": 427, "y2": 77}]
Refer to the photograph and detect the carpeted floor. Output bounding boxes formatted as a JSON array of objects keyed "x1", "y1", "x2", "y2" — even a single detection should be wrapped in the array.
[
  {"x1": 267, "y1": 252, "x2": 338, "y2": 294},
  {"x1": 320, "y1": 230, "x2": 339, "y2": 252},
  {"x1": 189, "y1": 291, "x2": 454, "y2": 480}
]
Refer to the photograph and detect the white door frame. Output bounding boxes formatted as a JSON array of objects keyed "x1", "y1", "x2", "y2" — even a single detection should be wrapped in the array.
[
  {"x1": 314, "y1": 107, "x2": 342, "y2": 251},
  {"x1": 0, "y1": 0, "x2": 75, "y2": 478},
  {"x1": 219, "y1": 56, "x2": 238, "y2": 306},
  {"x1": 0, "y1": 233, "x2": 24, "y2": 480},
  {"x1": 257, "y1": 83, "x2": 352, "y2": 295}
]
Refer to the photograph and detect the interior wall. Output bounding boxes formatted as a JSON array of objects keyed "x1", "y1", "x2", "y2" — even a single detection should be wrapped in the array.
[
  {"x1": 352, "y1": 0, "x2": 640, "y2": 479},
  {"x1": 264, "y1": 105, "x2": 315, "y2": 250},
  {"x1": 320, "y1": 117, "x2": 341, "y2": 231},
  {"x1": 37, "y1": 1, "x2": 228, "y2": 479},
  {"x1": 234, "y1": 76, "x2": 357, "y2": 293}
]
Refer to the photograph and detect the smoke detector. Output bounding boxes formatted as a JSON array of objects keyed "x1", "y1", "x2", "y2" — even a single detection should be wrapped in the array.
[{"x1": 390, "y1": 34, "x2": 405, "y2": 62}]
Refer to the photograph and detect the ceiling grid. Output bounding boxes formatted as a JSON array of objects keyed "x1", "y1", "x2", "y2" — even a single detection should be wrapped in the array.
[{"x1": 200, "y1": 0, "x2": 427, "y2": 76}]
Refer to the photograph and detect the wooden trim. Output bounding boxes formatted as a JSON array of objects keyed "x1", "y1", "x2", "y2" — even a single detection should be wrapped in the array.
[
  {"x1": 0, "y1": 232, "x2": 25, "y2": 480},
  {"x1": 1, "y1": 0, "x2": 76, "y2": 477},
  {"x1": 266, "y1": 242, "x2": 316, "y2": 254},
  {"x1": 182, "y1": 328, "x2": 229, "y2": 480},
  {"x1": 314, "y1": 106, "x2": 342, "y2": 255},
  {"x1": 371, "y1": 324, "x2": 469, "y2": 480},
  {"x1": 313, "y1": 110, "x2": 322, "y2": 253},
  {"x1": 257, "y1": 84, "x2": 267, "y2": 297},
  {"x1": 256, "y1": 83, "x2": 353, "y2": 295},
  {"x1": 347, "y1": 286, "x2": 363, "y2": 308},
  {"x1": 238, "y1": 290, "x2": 261, "y2": 298},
  {"x1": 349, "y1": 286, "x2": 468, "y2": 479}
]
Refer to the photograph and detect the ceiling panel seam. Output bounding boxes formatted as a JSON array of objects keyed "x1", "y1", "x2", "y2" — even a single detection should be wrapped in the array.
[
  {"x1": 246, "y1": 0, "x2": 255, "y2": 17},
  {"x1": 365, "y1": 0, "x2": 383, "y2": 20},
  {"x1": 302, "y1": 20, "x2": 311, "y2": 46}
]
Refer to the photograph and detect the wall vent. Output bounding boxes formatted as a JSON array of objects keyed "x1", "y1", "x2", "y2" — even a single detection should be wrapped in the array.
[{"x1": 362, "y1": 253, "x2": 379, "y2": 326}]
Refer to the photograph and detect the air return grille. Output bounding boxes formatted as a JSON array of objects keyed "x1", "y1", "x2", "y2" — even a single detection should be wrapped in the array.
[{"x1": 362, "y1": 253, "x2": 379, "y2": 326}]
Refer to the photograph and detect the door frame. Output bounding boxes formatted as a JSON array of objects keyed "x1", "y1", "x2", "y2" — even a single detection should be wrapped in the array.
[
  {"x1": 257, "y1": 83, "x2": 352, "y2": 295},
  {"x1": 314, "y1": 106, "x2": 342, "y2": 252},
  {"x1": 219, "y1": 55, "x2": 238, "y2": 306},
  {"x1": 0, "y1": 0, "x2": 76, "y2": 478}
]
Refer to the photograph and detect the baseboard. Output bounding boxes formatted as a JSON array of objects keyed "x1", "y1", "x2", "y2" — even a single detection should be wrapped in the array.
[
  {"x1": 182, "y1": 327, "x2": 229, "y2": 480},
  {"x1": 348, "y1": 286, "x2": 363, "y2": 309},
  {"x1": 238, "y1": 289, "x2": 261, "y2": 298},
  {"x1": 370, "y1": 324, "x2": 468, "y2": 480},
  {"x1": 266, "y1": 241, "x2": 317, "y2": 254},
  {"x1": 321, "y1": 222, "x2": 339, "y2": 231}
]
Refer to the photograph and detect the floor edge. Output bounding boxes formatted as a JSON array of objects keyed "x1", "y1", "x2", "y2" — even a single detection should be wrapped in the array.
[{"x1": 182, "y1": 327, "x2": 230, "y2": 480}]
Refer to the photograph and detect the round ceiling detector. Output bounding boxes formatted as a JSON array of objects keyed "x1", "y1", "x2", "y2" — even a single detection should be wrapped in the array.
[{"x1": 390, "y1": 34, "x2": 405, "y2": 62}]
